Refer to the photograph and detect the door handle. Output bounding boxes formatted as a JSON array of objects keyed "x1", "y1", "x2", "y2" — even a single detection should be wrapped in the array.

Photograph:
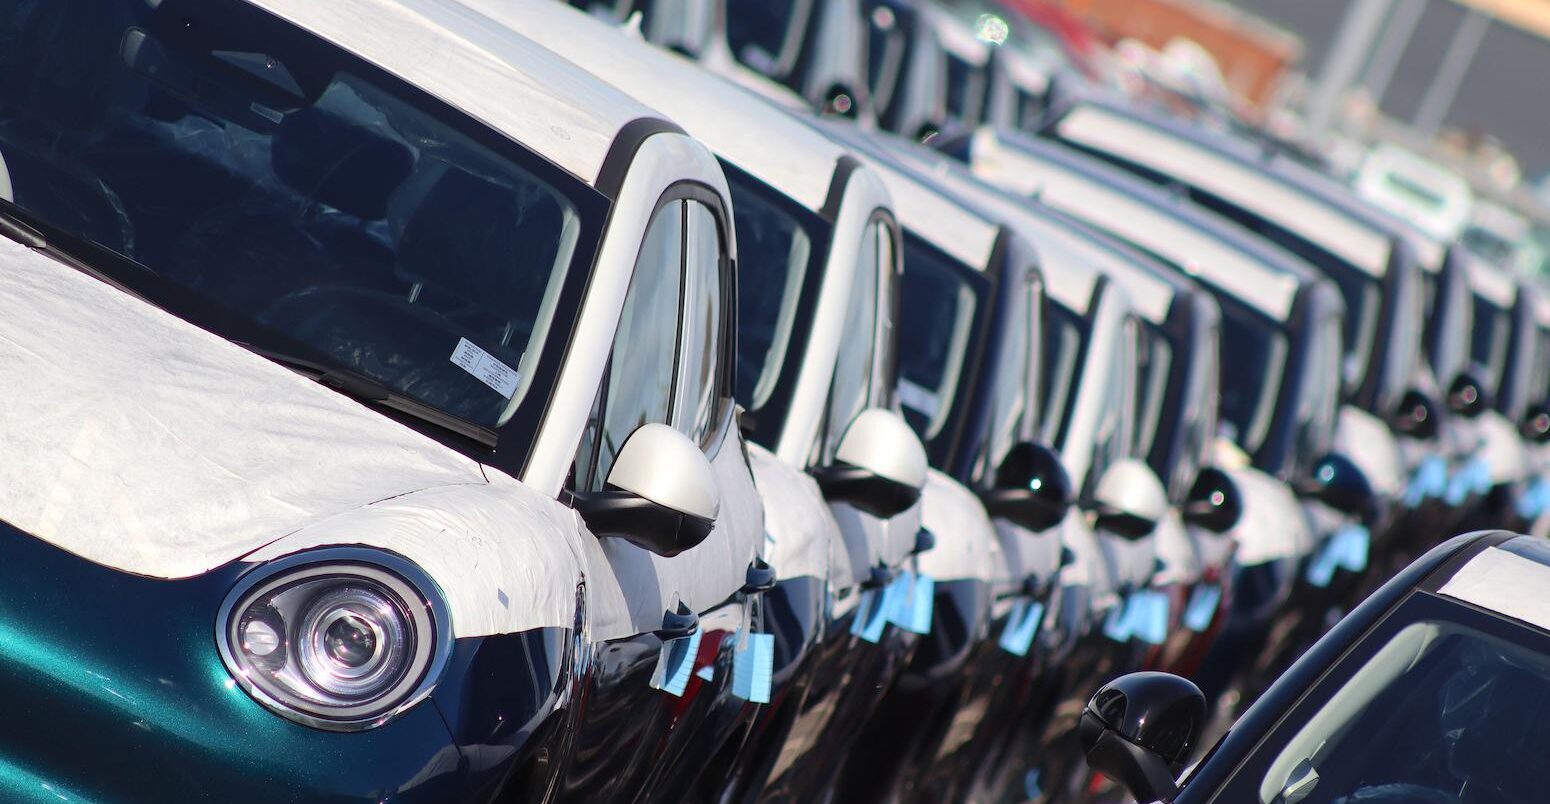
[
  {"x1": 912, "y1": 528, "x2": 936, "y2": 555},
  {"x1": 654, "y1": 602, "x2": 699, "y2": 641}
]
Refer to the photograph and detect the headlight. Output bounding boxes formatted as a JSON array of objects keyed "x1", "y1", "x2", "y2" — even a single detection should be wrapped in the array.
[{"x1": 216, "y1": 548, "x2": 451, "y2": 731}]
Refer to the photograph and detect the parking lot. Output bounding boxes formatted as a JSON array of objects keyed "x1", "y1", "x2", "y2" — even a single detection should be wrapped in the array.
[{"x1": 0, "y1": 0, "x2": 1548, "y2": 802}]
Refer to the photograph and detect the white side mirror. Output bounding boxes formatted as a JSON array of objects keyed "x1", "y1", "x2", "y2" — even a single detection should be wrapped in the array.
[
  {"x1": 1092, "y1": 459, "x2": 1168, "y2": 540},
  {"x1": 814, "y1": 409, "x2": 928, "y2": 519},
  {"x1": 577, "y1": 423, "x2": 720, "y2": 557}
]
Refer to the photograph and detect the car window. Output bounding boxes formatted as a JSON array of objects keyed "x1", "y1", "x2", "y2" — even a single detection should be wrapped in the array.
[
  {"x1": 0, "y1": 0, "x2": 606, "y2": 438},
  {"x1": 1214, "y1": 595, "x2": 1550, "y2": 804},
  {"x1": 823, "y1": 220, "x2": 884, "y2": 459},
  {"x1": 1133, "y1": 324, "x2": 1173, "y2": 474},
  {"x1": 1218, "y1": 307, "x2": 1288, "y2": 457},
  {"x1": 867, "y1": 5, "x2": 906, "y2": 115},
  {"x1": 978, "y1": 270, "x2": 1039, "y2": 483},
  {"x1": 898, "y1": 236, "x2": 978, "y2": 440},
  {"x1": 729, "y1": 174, "x2": 815, "y2": 412},
  {"x1": 1040, "y1": 305, "x2": 1085, "y2": 450},
  {"x1": 725, "y1": 0, "x2": 807, "y2": 75},
  {"x1": 579, "y1": 202, "x2": 683, "y2": 488},
  {"x1": 679, "y1": 200, "x2": 724, "y2": 445}
]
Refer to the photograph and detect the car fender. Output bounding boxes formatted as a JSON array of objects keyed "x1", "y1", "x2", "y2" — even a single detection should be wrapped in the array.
[
  {"x1": 916, "y1": 470, "x2": 1000, "y2": 584},
  {"x1": 1226, "y1": 465, "x2": 1315, "y2": 565}
]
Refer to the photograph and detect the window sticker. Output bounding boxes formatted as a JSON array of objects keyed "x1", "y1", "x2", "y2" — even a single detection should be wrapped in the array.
[{"x1": 450, "y1": 338, "x2": 520, "y2": 398}]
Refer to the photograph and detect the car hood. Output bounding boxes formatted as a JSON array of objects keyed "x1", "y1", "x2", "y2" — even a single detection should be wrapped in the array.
[{"x1": 0, "y1": 240, "x2": 488, "y2": 579}]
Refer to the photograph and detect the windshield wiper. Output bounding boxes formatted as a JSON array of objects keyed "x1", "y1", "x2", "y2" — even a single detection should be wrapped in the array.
[
  {"x1": 236, "y1": 343, "x2": 499, "y2": 450},
  {"x1": 0, "y1": 201, "x2": 155, "y2": 304}
]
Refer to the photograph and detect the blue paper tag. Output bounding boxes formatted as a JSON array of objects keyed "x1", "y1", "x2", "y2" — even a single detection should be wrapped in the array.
[
  {"x1": 893, "y1": 573, "x2": 935, "y2": 635},
  {"x1": 650, "y1": 627, "x2": 702, "y2": 697},
  {"x1": 695, "y1": 664, "x2": 715, "y2": 682},
  {"x1": 1102, "y1": 598, "x2": 1133, "y2": 642},
  {"x1": 1305, "y1": 537, "x2": 1340, "y2": 588},
  {"x1": 732, "y1": 632, "x2": 775, "y2": 704},
  {"x1": 1331, "y1": 524, "x2": 1370, "y2": 573},
  {"x1": 885, "y1": 570, "x2": 915, "y2": 626},
  {"x1": 1182, "y1": 584, "x2": 1222, "y2": 632},
  {"x1": 1445, "y1": 456, "x2": 1493, "y2": 506},
  {"x1": 1404, "y1": 455, "x2": 1449, "y2": 507},
  {"x1": 1130, "y1": 590, "x2": 1169, "y2": 646},
  {"x1": 850, "y1": 588, "x2": 890, "y2": 643},
  {"x1": 1517, "y1": 477, "x2": 1550, "y2": 520},
  {"x1": 998, "y1": 600, "x2": 1045, "y2": 657}
]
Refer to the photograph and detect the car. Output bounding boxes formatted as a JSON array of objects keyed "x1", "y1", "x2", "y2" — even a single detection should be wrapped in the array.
[
  {"x1": 0, "y1": 0, "x2": 770, "y2": 800},
  {"x1": 814, "y1": 120, "x2": 1117, "y2": 804},
  {"x1": 723, "y1": 0, "x2": 874, "y2": 117},
  {"x1": 474, "y1": 4, "x2": 940, "y2": 802},
  {"x1": 862, "y1": 0, "x2": 988, "y2": 140},
  {"x1": 1077, "y1": 530, "x2": 1550, "y2": 804},
  {"x1": 1038, "y1": 97, "x2": 1429, "y2": 560},
  {"x1": 945, "y1": 128, "x2": 1376, "y2": 712}
]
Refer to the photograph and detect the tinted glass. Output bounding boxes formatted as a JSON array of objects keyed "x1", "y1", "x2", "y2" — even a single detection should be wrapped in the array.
[
  {"x1": 680, "y1": 201, "x2": 724, "y2": 444},
  {"x1": 898, "y1": 238, "x2": 978, "y2": 439},
  {"x1": 825, "y1": 221, "x2": 883, "y2": 456},
  {"x1": 586, "y1": 202, "x2": 682, "y2": 486},
  {"x1": 0, "y1": 0, "x2": 602, "y2": 433},
  {"x1": 729, "y1": 174, "x2": 815, "y2": 412},
  {"x1": 726, "y1": 0, "x2": 804, "y2": 74},
  {"x1": 1040, "y1": 304, "x2": 1085, "y2": 449},
  {"x1": 1218, "y1": 307, "x2": 1288, "y2": 456},
  {"x1": 1473, "y1": 294, "x2": 1511, "y2": 394},
  {"x1": 944, "y1": 52, "x2": 985, "y2": 126},
  {"x1": 980, "y1": 273, "x2": 1039, "y2": 480}
]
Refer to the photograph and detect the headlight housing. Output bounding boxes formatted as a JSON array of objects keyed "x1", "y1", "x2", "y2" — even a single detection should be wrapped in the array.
[{"x1": 216, "y1": 548, "x2": 451, "y2": 731}]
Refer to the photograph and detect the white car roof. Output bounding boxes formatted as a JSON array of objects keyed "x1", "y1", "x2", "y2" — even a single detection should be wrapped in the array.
[
  {"x1": 970, "y1": 131, "x2": 1301, "y2": 320},
  {"x1": 1055, "y1": 103, "x2": 1395, "y2": 277},
  {"x1": 819, "y1": 125, "x2": 1000, "y2": 271},
  {"x1": 245, "y1": 0, "x2": 666, "y2": 188},
  {"x1": 458, "y1": 0, "x2": 846, "y2": 212}
]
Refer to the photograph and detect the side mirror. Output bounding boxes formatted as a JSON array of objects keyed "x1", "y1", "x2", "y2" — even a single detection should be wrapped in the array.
[
  {"x1": 1522, "y1": 402, "x2": 1550, "y2": 444},
  {"x1": 1390, "y1": 388, "x2": 1441, "y2": 440},
  {"x1": 813, "y1": 410, "x2": 928, "y2": 519},
  {"x1": 1092, "y1": 459, "x2": 1168, "y2": 540},
  {"x1": 1077, "y1": 672, "x2": 1207, "y2": 804},
  {"x1": 575, "y1": 424, "x2": 719, "y2": 557},
  {"x1": 1447, "y1": 371, "x2": 1490, "y2": 418},
  {"x1": 1294, "y1": 453, "x2": 1375, "y2": 517},
  {"x1": 1182, "y1": 467, "x2": 1244, "y2": 534},
  {"x1": 979, "y1": 441, "x2": 1074, "y2": 532}
]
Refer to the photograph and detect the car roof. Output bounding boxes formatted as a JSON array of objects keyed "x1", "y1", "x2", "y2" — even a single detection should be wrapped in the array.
[
  {"x1": 245, "y1": 0, "x2": 669, "y2": 190},
  {"x1": 1047, "y1": 98, "x2": 1401, "y2": 278},
  {"x1": 967, "y1": 128, "x2": 1321, "y2": 322},
  {"x1": 819, "y1": 123, "x2": 1001, "y2": 272},
  {"x1": 461, "y1": 0, "x2": 848, "y2": 212}
]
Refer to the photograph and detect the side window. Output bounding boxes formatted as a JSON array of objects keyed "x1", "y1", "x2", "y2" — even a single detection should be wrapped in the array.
[
  {"x1": 578, "y1": 201, "x2": 684, "y2": 488},
  {"x1": 678, "y1": 200, "x2": 726, "y2": 445},
  {"x1": 823, "y1": 220, "x2": 884, "y2": 459}
]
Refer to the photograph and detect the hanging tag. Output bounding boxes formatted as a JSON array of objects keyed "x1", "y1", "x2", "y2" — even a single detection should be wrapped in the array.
[
  {"x1": 649, "y1": 627, "x2": 702, "y2": 697},
  {"x1": 1332, "y1": 524, "x2": 1370, "y2": 573},
  {"x1": 1305, "y1": 537, "x2": 1340, "y2": 588},
  {"x1": 851, "y1": 588, "x2": 891, "y2": 643},
  {"x1": 1132, "y1": 590, "x2": 1169, "y2": 646},
  {"x1": 1182, "y1": 584, "x2": 1222, "y2": 632},
  {"x1": 893, "y1": 573, "x2": 935, "y2": 635},
  {"x1": 887, "y1": 570, "x2": 916, "y2": 626},
  {"x1": 1102, "y1": 598, "x2": 1133, "y2": 642},
  {"x1": 732, "y1": 632, "x2": 775, "y2": 704},
  {"x1": 1404, "y1": 455, "x2": 1449, "y2": 507},
  {"x1": 695, "y1": 665, "x2": 716, "y2": 682},
  {"x1": 1517, "y1": 477, "x2": 1550, "y2": 520},
  {"x1": 998, "y1": 599, "x2": 1045, "y2": 657}
]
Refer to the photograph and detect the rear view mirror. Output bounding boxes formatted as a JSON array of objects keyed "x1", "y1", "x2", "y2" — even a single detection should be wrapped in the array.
[
  {"x1": 813, "y1": 409, "x2": 928, "y2": 519},
  {"x1": 1077, "y1": 672, "x2": 1207, "y2": 803},
  {"x1": 1447, "y1": 371, "x2": 1489, "y2": 418},
  {"x1": 576, "y1": 424, "x2": 719, "y2": 557},
  {"x1": 1092, "y1": 459, "x2": 1168, "y2": 540},
  {"x1": 1182, "y1": 467, "x2": 1243, "y2": 534},
  {"x1": 1294, "y1": 453, "x2": 1375, "y2": 517},
  {"x1": 979, "y1": 441, "x2": 1073, "y2": 532},
  {"x1": 1522, "y1": 402, "x2": 1550, "y2": 444},
  {"x1": 1390, "y1": 388, "x2": 1441, "y2": 440}
]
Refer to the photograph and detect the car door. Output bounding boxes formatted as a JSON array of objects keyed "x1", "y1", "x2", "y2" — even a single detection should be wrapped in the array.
[{"x1": 561, "y1": 191, "x2": 766, "y2": 803}]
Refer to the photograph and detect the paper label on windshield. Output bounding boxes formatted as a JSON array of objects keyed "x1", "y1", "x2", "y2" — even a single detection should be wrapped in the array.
[
  {"x1": 897, "y1": 378, "x2": 940, "y2": 419},
  {"x1": 450, "y1": 338, "x2": 519, "y2": 398}
]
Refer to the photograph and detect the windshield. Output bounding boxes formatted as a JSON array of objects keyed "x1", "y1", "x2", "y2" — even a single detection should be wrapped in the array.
[
  {"x1": 1217, "y1": 594, "x2": 1550, "y2": 804},
  {"x1": 1218, "y1": 304, "x2": 1288, "y2": 459},
  {"x1": 0, "y1": 0, "x2": 604, "y2": 444},
  {"x1": 726, "y1": 168, "x2": 826, "y2": 431},
  {"x1": 897, "y1": 234, "x2": 985, "y2": 448}
]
